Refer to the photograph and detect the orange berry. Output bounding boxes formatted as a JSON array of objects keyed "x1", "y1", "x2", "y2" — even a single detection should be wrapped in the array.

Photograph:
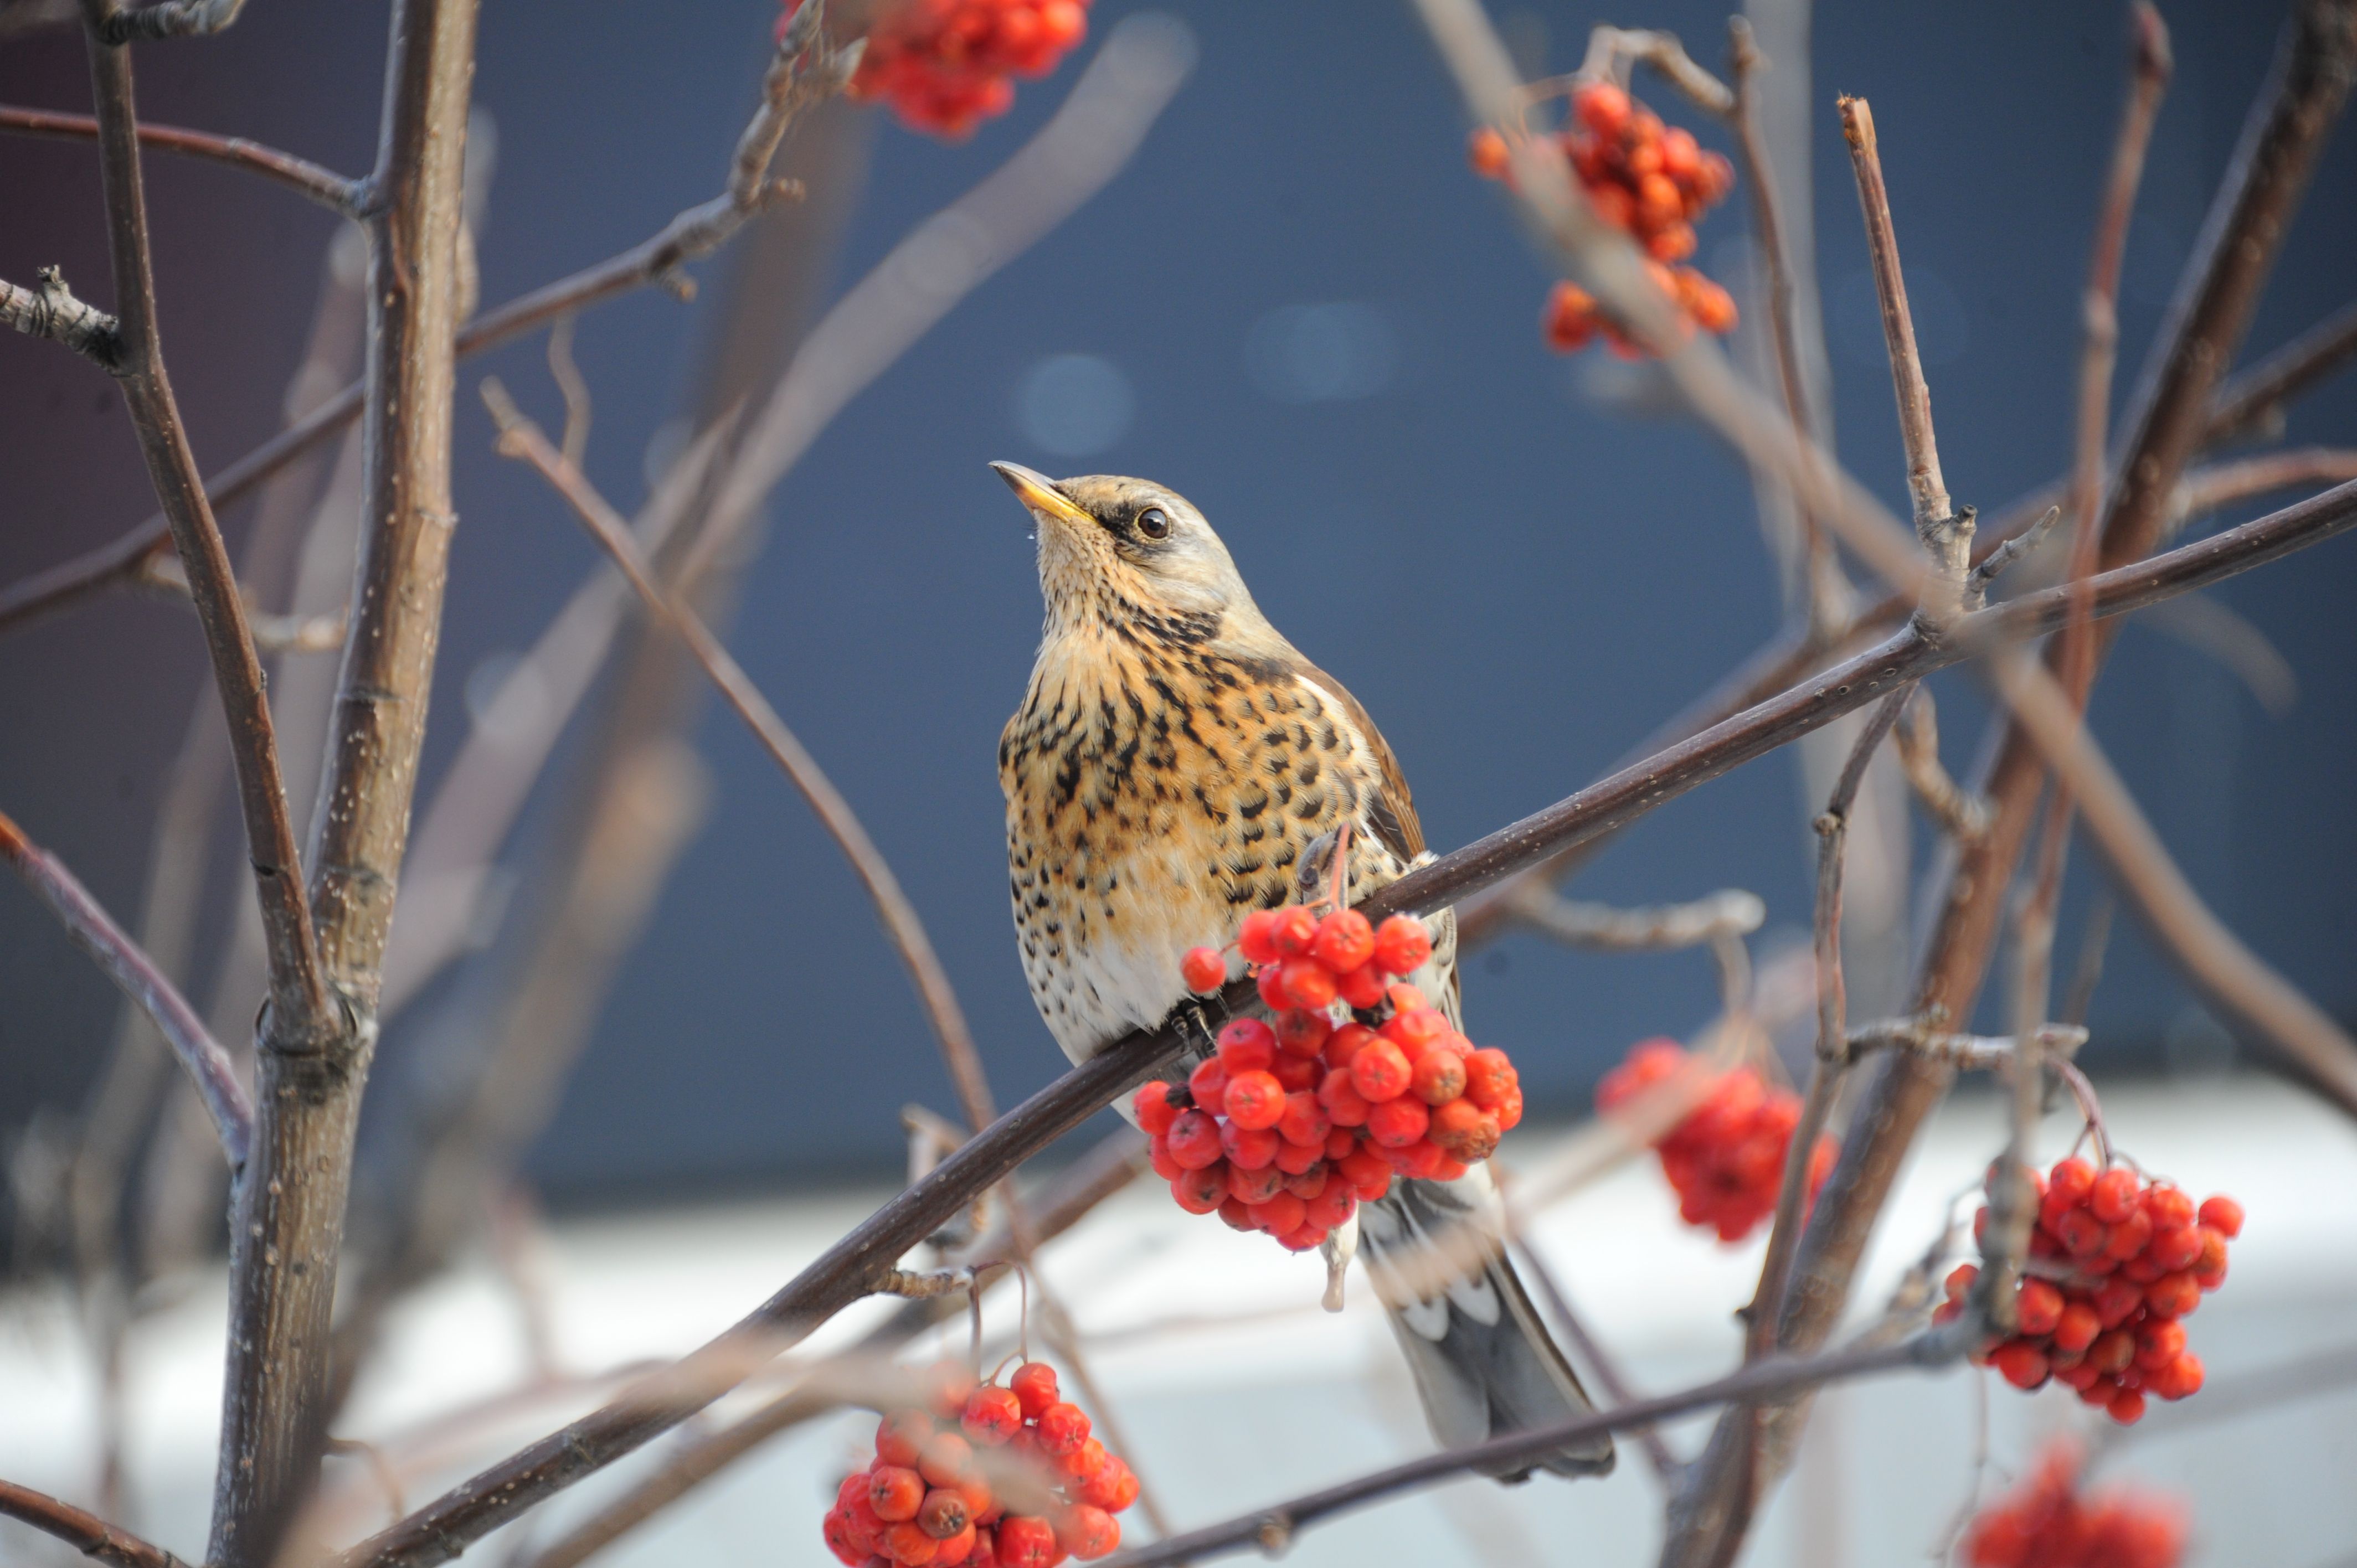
[
  {"x1": 877, "y1": 1409, "x2": 933, "y2": 1468},
  {"x1": 1222, "y1": 1069, "x2": 1286, "y2": 1130},
  {"x1": 1058, "y1": 1436, "x2": 1109, "y2": 1481},
  {"x1": 1057, "y1": 1504, "x2": 1121, "y2": 1560},
  {"x1": 1008, "y1": 1362, "x2": 1059, "y2": 1417},
  {"x1": 1371, "y1": 915, "x2": 1432, "y2": 976},
  {"x1": 2015, "y1": 1278, "x2": 2063, "y2": 1337},
  {"x1": 1428, "y1": 1097, "x2": 1501, "y2": 1160},
  {"x1": 1310, "y1": 909, "x2": 1376, "y2": 972},
  {"x1": 2106, "y1": 1388, "x2": 2147, "y2": 1425},
  {"x1": 1164, "y1": 1109, "x2": 1222, "y2": 1170},
  {"x1": 1180, "y1": 946, "x2": 1226, "y2": 994},
  {"x1": 871, "y1": 1464, "x2": 927, "y2": 1522},
  {"x1": 1273, "y1": 1007, "x2": 1331, "y2": 1059},
  {"x1": 1237, "y1": 909, "x2": 1282, "y2": 964},
  {"x1": 2090, "y1": 1167, "x2": 2141, "y2": 1223},
  {"x1": 1411, "y1": 1049, "x2": 1466, "y2": 1105},
  {"x1": 1573, "y1": 80, "x2": 1631, "y2": 138},
  {"x1": 1132, "y1": 1081, "x2": 1178, "y2": 1136},
  {"x1": 1220, "y1": 1118, "x2": 1279, "y2": 1170},
  {"x1": 919, "y1": 1487, "x2": 971, "y2": 1539},
  {"x1": 1991, "y1": 1339, "x2": 2049, "y2": 1390},
  {"x1": 961, "y1": 1385, "x2": 1022, "y2": 1446},
  {"x1": 2198, "y1": 1194, "x2": 2245, "y2": 1237},
  {"x1": 918, "y1": 1431, "x2": 974, "y2": 1487},
  {"x1": 1268, "y1": 905, "x2": 1319, "y2": 956},
  {"x1": 1170, "y1": 1165, "x2": 1225, "y2": 1214},
  {"x1": 1349, "y1": 1039, "x2": 1413, "y2": 1102},
  {"x1": 1035, "y1": 1401, "x2": 1090, "y2": 1457},
  {"x1": 1366, "y1": 1095, "x2": 1430, "y2": 1148},
  {"x1": 1468, "y1": 125, "x2": 1511, "y2": 179},
  {"x1": 1279, "y1": 956, "x2": 1338, "y2": 1012},
  {"x1": 996, "y1": 1515, "x2": 1057, "y2": 1568}
]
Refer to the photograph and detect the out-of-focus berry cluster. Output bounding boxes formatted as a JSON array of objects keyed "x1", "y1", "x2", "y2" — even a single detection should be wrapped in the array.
[
  {"x1": 1594, "y1": 1038, "x2": 1835, "y2": 1243},
  {"x1": 1143, "y1": 905, "x2": 1525, "y2": 1251},
  {"x1": 1962, "y1": 1439, "x2": 2188, "y2": 1568},
  {"x1": 781, "y1": 0, "x2": 1089, "y2": 139},
  {"x1": 1468, "y1": 80, "x2": 1739, "y2": 355},
  {"x1": 824, "y1": 1360, "x2": 1138, "y2": 1566},
  {"x1": 1941, "y1": 1158, "x2": 2240, "y2": 1425}
]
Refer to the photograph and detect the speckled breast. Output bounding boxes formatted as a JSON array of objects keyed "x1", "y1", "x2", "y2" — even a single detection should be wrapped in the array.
[{"x1": 1001, "y1": 632, "x2": 1402, "y2": 1063}]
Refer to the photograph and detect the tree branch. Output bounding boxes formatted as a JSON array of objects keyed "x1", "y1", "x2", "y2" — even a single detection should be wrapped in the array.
[
  {"x1": 208, "y1": 0, "x2": 478, "y2": 1559},
  {"x1": 2202, "y1": 297, "x2": 2357, "y2": 442},
  {"x1": 1, "y1": 264, "x2": 122, "y2": 365},
  {"x1": 333, "y1": 478, "x2": 2357, "y2": 1568},
  {"x1": 482, "y1": 391, "x2": 993, "y2": 1133},
  {"x1": 0, "y1": 102, "x2": 362, "y2": 213},
  {"x1": 0, "y1": 9, "x2": 853, "y2": 642},
  {"x1": 100, "y1": 0, "x2": 241, "y2": 42},
  {"x1": 0, "y1": 805, "x2": 251, "y2": 1166},
  {"x1": 1507, "y1": 884, "x2": 1763, "y2": 951},
  {"x1": 0, "y1": 1479, "x2": 197, "y2": 1568}
]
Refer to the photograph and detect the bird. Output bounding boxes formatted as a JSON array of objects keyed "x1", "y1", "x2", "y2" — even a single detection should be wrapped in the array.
[{"x1": 990, "y1": 460, "x2": 1612, "y2": 1482}]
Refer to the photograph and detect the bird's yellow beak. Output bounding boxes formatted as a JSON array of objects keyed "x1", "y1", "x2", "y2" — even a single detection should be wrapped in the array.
[{"x1": 990, "y1": 461, "x2": 1094, "y2": 530}]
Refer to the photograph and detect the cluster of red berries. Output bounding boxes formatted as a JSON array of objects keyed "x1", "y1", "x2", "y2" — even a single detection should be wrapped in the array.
[
  {"x1": 1594, "y1": 1039, "x2": 1836, "y2": 1243},
  {"x1": 1938, "y1": 1158, "x2": 2241, "y2": 1425},
  {"x1": 1962, "y1": 1439, "x2": 2188, "y2": 1568},
  {"x1": 780, "y1": 0, "x2": 1090, "y2": 139},
  {"x1": 1141, "y1": 905, "x2": 1525, "y2": 1250},
  {"x1": 1468, "y1": 81, "x2": 1739, "y2": 354},
  {"x1": 824, "y1": 1361, "x2": 1138, "y2": 1567}
]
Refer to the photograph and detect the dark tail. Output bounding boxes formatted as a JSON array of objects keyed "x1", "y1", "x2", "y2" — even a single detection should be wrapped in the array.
[{"x1": 1356, "y1": 1174, "x2": 1614, "y2": 1482}]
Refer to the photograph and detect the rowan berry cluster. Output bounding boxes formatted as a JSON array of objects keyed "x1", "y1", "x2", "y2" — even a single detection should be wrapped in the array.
[
  {"x1": 1939, "y1": 1158, "x2": 2241, "y2": 1425},
  {"x1": 1594, "y1": 1038, "x2": 1836, "y2": 1243},
  {"x1": 779, "y1": 0, "x2": 1090, "y2": 139},
  {"x1": 1144, "y1": 905, "x2": 1525, "y2": 1250},
  {"x1": 1962, "y1": 1439, "x2": 2188, "y2": 1568},
  {"x1": 824, "y1": 1360, "x2": 1138, "y2": 1567},
  {"x1": 1468, "y1": 81, "x2": 1739, "y2": 355}
]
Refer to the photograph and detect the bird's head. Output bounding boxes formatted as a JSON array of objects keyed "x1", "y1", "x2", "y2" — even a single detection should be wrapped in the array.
[{"x1": 990, "y1": 461, "x2": 1268, "y2": 642}]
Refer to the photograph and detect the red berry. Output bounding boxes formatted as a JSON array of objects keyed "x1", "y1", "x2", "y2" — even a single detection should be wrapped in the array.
[
  {"x1": 1220, "y1": 1120, "x2": 1279, "y2": 1170},
  {"x1": 1310, "y1": 909, "x2": 1376, "y2": 972},
  {"x1": 1077, "y1": 1454, "x2": 1137, "y2": 1513},
  {"x1": 1371, "y1": 915, "x2": 1432, "y2": 976},
  {"x1": 1306, "y1": 1178, "x2": 1355, "y2": 1230},
  {"x1": 1035, "y1": 1401, "x2": 1090, "y2": 1457},
  {"x1": 1237, "y1": 910, "x2": 1282, "y2": 965},
  {"x1": 1492, "y1": 1085, "x2": 1524, "y2": 1131},
  {"x1": 1216, "y1": 1019, "x2": 1277, "y2": 1071},
  {"x1": 1254, "y1": 963, "x2": 1291, "y2": 1012},
  {"x1": 2015, "y1": 1278, "x2": 2064, "y2": 1337},
  {"x1": 2055, "y1": 1206, "x2": 2109, "y2": 1258},
  {"x1": 1008, "y1": 1362, "x2": 1058, "y2": 1417},
  {"x1": 1132, "y1": 1081, "x2": 1178, "y2": 1136},
  {"x1": 1428, "y1": 1097, "x2": 1501, "y2": 1161},
  {"x1": 1323, "y1": 1022, "x2": 1375, "y2": 1070},
  {"x1": 1462, "y1": 1049, "x2": 1516, "y2": 1108},
  {"x1": 1146, "y1": 1134, "x2": 1181, "y2": 1182},
  {"x1": 996, "y1": 1515, "x2": 1057, "y2": 1568},
  {"x1": 877, "y1": 1409, "x2": 932, "y2": 1467},
  {"x1": 1278, "y1": 956, "x2": 1337, "y2": 1012},
  {"x1": 1057, "y1": 1504, "x2": 1120, "y2": 1560},
  {"x1": 1269, "y1": 1051, "x2": 1319, "y2": 1093},
  {"x1": 1410, "y1": 1050, "x2": 1466, "y2": 1105},
  {"x1": 886, "y1": 1518, "x2": 943, "y2": 1562},
  {"x1": 2145, "y1": 1271, "x2": 2200, "y2": 1318},
  {"x1": 2090, "y1": 1167, "x2": 2141, "y2": 1224},
  {"x1": 1268, "y1": 905, "x2": 1318, "y2": 956},
  {"x1": 2107, "y1": 1388, "x2": 2148, "y2": 1425},
  {"x1": 1991, "y1": 1339, "x2": 2049, "y2": 1390},
  {"x1": 1164, "y1": 1110, "x2": 1223, "y2": 1170},
  {"x1": 1170, "y1": 1165, "x2": 1226, "y2": 1214},
  {"x1": 1277, "y1": 1091, "x2": 1332, "y2": 1149},
  {"x1": 1226, "y1": 1160, "x2": 1284, "y2": 1206},
  {"x1": 1382, "y1": 1007, "x2": 1450, "y2": 1057},
  {"x1": 1180, "y1": 946, "x2": 1227, "y2": 994},
  {"x1": 1273, "y1": 1008, "x2": 1331, "y2": 1058},
  {"x1": 2198, "y1": 1194, "x2": 2245, "y2": 1237},
  {"x1": 961, "y1": 1386, "x2": 1023, "y2": 1446},
  {"x1": 2092, "y1": 1277, "x2": 2144, "y2": 1329},
  {"x1": 1222, "y1": 1070, "x2": 1286, "y2": 1130},
  {"x1": 1466, "y1": 125, "x2": 1510, "y2": 179},
  {"x1": 2104, "y1": 1206, "x2": 2154, "y2": 1261},
  {"x1": 2142, "y1": 1184, "x2": 2195, "y2": 1230},
  {"x1": 2089, "y1": 1329, "x2": 2135, "y2": 1376},
  {"x1": 1339, "y1": 1147, "x2": 1392, "y2": 1200},
  {"x1": 872, "y1": 1464, "x2": 927, "y2": 1521},
  {"x1": 1186, "y1": 1058, "x2": 1228, "y2": 1113},
  {"x1": 2147, "y1": 1224, "x2": 2202, "y2": 1272},
  {"x1": 1318, "y1": 1067, "x2": 1371, "y2": 1127},
  {"x1": 2134, "y1": 1318, "x2": 2187, "y2": 1371},
  {"x1": 920, "y1": 1487, "x2": 971, "y2": 1539},
  {"x1": 2054, "y1": 1301, "x2": 2102, "y2": 1354},
  {"x1": 1057, "y1": 1437, "x2": 1108, "y2": 1481},
  {"x1": 918, "y1": 1431, "x2": 975, "y2": 1487},
  {"x1": 1350, "y1": 1039, "x2": 1412, "y2": 1102},
  {"x1": 1335, "y1": 961, "x2": 1390, "y2": 1009},
  {"x1": 1248, "y1": 1191, "x2": 1306, "y2": 1236},
  {"x1": 1572, "y1": 80, "x2": 1630, "y2": 138},
  {"x1": 1366, "y1": 1096, "x2": 1430, "y2": 1149}
]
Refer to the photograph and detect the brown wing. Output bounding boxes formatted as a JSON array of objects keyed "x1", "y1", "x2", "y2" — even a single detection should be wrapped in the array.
[{"x1": 1293, "y1": 657, "x2": 1424, "y2": 864}]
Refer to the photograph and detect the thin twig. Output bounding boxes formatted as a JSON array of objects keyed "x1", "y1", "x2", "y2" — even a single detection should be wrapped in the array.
[
  {"x1": 1893, "y1": 688, "x2": 1988, "y2": 840},
  {"x1": 1839, "y1": 95, "x2": 1970, "y2": 601},
  {"x1": 0, "y1": 1479, "x2": 197, "y2": 1568},
  {"x1": 1508, "y1": 884, "x2": 1764, "y2": 951},
  {"x1": 336, "y1": 479, "x2": 2357, "y2": 1568},
  {"x1": 2059, "y1": 894, "x2": 2116, "y2": 1029},
  {"x1": 1842, "y1": 1020, "x2": 2087, "y2": 1070},
  {"x1": 0, "y1": 806, "x2": 251, "y2": 1164},
  {"x1": 99, "y1": 0, "x2": 242, "y2": 42},
  {"x1": 2202, "y1": 298, "x2": 2357, "y2": 442},
  {"x1": 0, "y1": 102, "x2": 361, "y2": 213},
  {"x1": 1093, "y1": 1336, "x2": 1957, "y2": 1568},
  {"x1": 484, "y1": 393, "x2": 995, "y2": 1134},
  {"x1": 1515, "y1": 1241, "x2": 1679, "y2": 1481},
  {"x1": 1, "y1": 264, "x2": 122, "y2": 365},
  {"x1": 0, "y1": 4, "x2": 853, "y2": 642}
]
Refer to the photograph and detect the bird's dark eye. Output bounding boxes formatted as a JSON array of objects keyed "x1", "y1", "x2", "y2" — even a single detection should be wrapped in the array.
[{"x1": 1136, "y1": 506, "x2": 1171, "y2": 540}]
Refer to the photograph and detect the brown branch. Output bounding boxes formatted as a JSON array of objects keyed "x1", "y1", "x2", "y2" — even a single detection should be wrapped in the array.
[
  {"x1": 100, "y1": 0, "x2": 241, "y2": 41},
  {"x1": 1507, "y1": 884, "x2": 1763, "y2": 951},
  {"x1": 0, "y1": 1479, "x2": 197, "y2": 1568},
  {"x1": 74, "y1": 0, "x2": 332, "y2": 1053},
  {"x1": 1, "y1": 264, "x2": 122, "y2": 364},
  {"x1": 1838, "y1": 95, "x2": 1970, "y2": 598},
  {"x1": 336, "y1": 479, "x2": 2357, "y2": 1568},
  {"x1": 1893, "y1": 688, "x2": 1988, "y2": 840},
  {"x1": 483, "y1": 394, "x2": 994, "y2": 1133},
  {"x1": 1094, "y1": 1336, "x2": 1953, "y2": 1568},
  {"x1": 0, "y1": 806, "x2": 252, "y2": 1164},
  {"x1": 0, "y1": 102, "x2": 361, "y2": 213},
  {"x1": 2203, "y1": 297, "x2": 2357, "y2": 441},
  {"x1": 511, "y1": 1129, "x2": 1146, "y2": 1568},
  {"x1": 207, "y1": 0, "x2": 478, "y2": 1559},
  {"x1": 0, "y1": 7, "x2": 852, "y2": 643}
]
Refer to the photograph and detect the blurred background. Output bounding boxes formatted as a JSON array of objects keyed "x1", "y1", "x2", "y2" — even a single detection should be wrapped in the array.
[{"x1": 2, "y1": 0, "x2": 2353, "y2": 1564}]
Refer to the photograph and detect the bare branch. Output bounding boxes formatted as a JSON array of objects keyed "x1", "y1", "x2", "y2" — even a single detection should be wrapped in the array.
[
  {"x1": 337, "y1": 478, "x2": 2357, "y2": 1568},
  {"x1": 1573, "y1": 25, "x2": 1733, "y2": 114},
  {"x1": 0, "y1": 9, "x2": 854, "y2": 643},
  {"x1": 1, "y1": 264, "x2": 121, "y2": 365},
  {"x1": 2203, "y1": 297, "x2": 2357, "y2": 442},
  {"x1": 1094, "y1": 1335, "x2": 1955, "y2": 1568},
  {"x1": 100, "y1": 0, "x2": 242, "y2": 41},
  {"x1": 0, "y1": 1479, "x2": 197, "y2": 1568},
  {"x1": 1507, "y1": 884, "x2": 1763, "y2": 951},
  {"x1": 0, "y1": 102, "x2": 361, "y2": 213},
  {"x1": 483, "y1": 393, "x2": 994, "y2": 1134},
  {"x1": 0, "y1": 806, "x2": 251, "y2": 1166},
  {"x1": 1838, "y1": 95, "x2": 1970, "y2": 599},
  {"x1": 1842, "y1": 1019, "x2": 2087, "y2": 1070},
  {"x1": 1893, "y1": 688, "x2": 1988, "y2": 841}
]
